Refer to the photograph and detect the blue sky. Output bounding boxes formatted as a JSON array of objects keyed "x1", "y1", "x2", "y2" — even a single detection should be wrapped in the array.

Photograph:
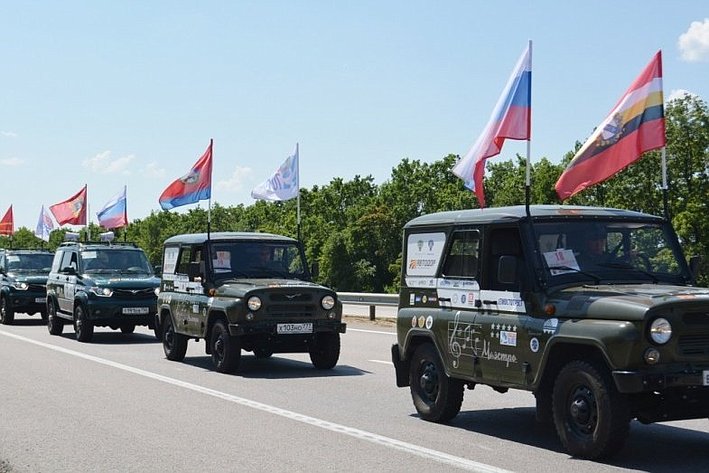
[{"x1": 2, "y1": 1, "x2": 708, "y2": 231}]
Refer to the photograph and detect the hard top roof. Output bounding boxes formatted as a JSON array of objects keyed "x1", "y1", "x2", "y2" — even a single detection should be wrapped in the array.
[
  {"x1": 163, "y1": 232, "x2": 297, "y2": 246},
  {"x1": 2, "y1": 248, "x2": 53, "y2": 254},
  {"x1": 405, "y1": 205, "x2": 663, "y2": 228},
  {"x1": 58, "y1": 241, "x2": 140, "y2": 250}
]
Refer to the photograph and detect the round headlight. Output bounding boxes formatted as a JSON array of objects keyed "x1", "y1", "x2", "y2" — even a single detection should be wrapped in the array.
[
  {"x1": 650, "y1": 317, "x2": 672, "y2": 344},
  {"x1": 247, "y1": 296, "x2": 262, "y2": 311},
  {"x1": 321, "y1": 295, "x2": 335, "y2": 310},
  {"x1": 154, "y1": 287, "x2": 160, "y2": 296},
  {"x1": 12, "y1": 282, "x2": 29, "y2": 290}
]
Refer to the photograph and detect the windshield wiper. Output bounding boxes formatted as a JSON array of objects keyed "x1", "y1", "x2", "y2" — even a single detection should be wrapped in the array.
[
  {"x1": 547, "y1": 265, "x2": 602, "y2": 285},
  {"x1": 596, "y1": 262, "x2": 659, "y2": 283}
]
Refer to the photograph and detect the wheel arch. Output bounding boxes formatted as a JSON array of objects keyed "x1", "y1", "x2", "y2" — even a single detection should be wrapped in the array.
[
  {"x1": 205, "y1": 310, "x2": 229, "y2": 354},
  {"x1": 535, "y1": 340, "x2": 612, "y2": 396}
]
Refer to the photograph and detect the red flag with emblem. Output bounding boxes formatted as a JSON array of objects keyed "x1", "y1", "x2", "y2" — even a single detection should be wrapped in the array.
[
  {"x1": 0, "y1": 205, "x2": 13, "y2": 235},
  {"x1": 50, "y1": 185, "x2": 88, "y2": 225}
]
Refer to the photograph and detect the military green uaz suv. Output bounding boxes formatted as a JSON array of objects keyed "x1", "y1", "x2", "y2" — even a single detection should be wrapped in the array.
[
  {"x1": 157, "y1": 232, "x2": 346, "y2": 374},
  {"x1": 0, "y1": 249, "x2": 54, "y2": 324},
  {"x1": 391, "y1": 205, "x2": 708, "y2": 460}
]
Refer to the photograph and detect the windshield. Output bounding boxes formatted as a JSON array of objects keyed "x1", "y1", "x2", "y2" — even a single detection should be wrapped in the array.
[
  {"x1": 82, "y1": 249, "x2": 153, "y2": 274},
  {"x1": 209, "y1": 241, "x2": 309, "y2": 280},
  {"x1": 6, "y1": 253, "x2": 54, "y2": 273},
  {"x1": 535, "y1": 220, "x2": 690, "y2": 286}
]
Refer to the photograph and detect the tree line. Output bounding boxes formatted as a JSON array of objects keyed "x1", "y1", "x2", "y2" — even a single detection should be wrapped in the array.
[{"x1": 3, "y1": 96, "x2": 707, "y2": 291}]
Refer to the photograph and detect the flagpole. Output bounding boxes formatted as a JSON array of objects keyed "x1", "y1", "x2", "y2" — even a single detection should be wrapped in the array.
[
  {"x1": 525, "y1": 40, "x2": 533, "y2": 217},
  {"x1": 661, "y1": 147, "x2": 669, "y2": 220},
  {"x1": 208, "y1": 138, "x2": 213, "y2": 239},
  {"x1": 296, "y1": 143, "x2": 301, "y2": 242}
]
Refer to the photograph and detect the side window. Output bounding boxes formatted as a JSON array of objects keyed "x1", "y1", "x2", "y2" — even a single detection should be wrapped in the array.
[
  {"x1": 441, "y1": 230, "x2": 480, "y2": 278},
  {"x1": 485, "y1": 228, "x2": 524, "y2": 291},
  {"x1": 51, "y1": 251, "x2": 64, "y2": 272},
  {"x1": 162, "y1": 246, "x2": 179, "y2": 275},
  {"x1": 177, "y1": 245, "x2": 204, "y2": 281},
  {"x1": 59, "y1": 250, "x2": 77, "y2": 272},
  {"x1": 176, "y1": 246, "x2": 193, "y2": 275}
]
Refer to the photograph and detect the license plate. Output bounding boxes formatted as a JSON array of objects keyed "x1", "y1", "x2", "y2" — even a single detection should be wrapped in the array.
[
  {"x1": 122, "y1": 307, "x2": 149, "y2": 315},
  {"x1": 704, "y1": 370, "x2": 709, "y2": 386},
  {"x1": 277, "y1": 323, "x2": 313, "y2": 334},
  {"x1": 35, "y1": 297, "x2": 45, "y2": 303}
]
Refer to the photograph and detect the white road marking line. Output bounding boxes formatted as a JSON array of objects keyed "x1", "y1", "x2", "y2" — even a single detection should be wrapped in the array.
[
  {"x1": 369, "y1": 359, "x2": 393, "y2": 365},
  {"x1": 0, "y1": 330, "x2": 513, "y2": 473},
  {"x1": 347, "y1": 328, "x2": 395, "y2": 335}
]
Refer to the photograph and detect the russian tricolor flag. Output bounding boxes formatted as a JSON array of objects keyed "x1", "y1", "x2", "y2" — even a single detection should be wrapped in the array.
[
  {"x1": 97, "y1": 186, "x2": 128, "y2": 229},
  {"x1": 453, "y1": 42, "x2": 531, "y2": 208}
]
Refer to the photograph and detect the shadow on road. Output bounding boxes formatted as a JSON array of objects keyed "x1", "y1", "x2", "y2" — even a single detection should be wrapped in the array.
[
  {"x1": 3, "y1": 318, "x2": 45, "y2": 326},
  {"x1": 428, "y1": 406, "x2": 709, "y2": 470},
  {"x1": 56, "y1": 331, "x2": 160, "y2": 345},
  {"x1": 181, "y1": 354, "x2": 370, "y2": 379}
]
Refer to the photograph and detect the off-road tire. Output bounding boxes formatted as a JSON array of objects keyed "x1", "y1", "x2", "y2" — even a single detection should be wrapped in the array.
[
  {"x1": 210, "y1": 320, "x2": 241, "y2": 373},
  {"x1": 162, "y1": 315, "x2": 188, "y2": 362},
  {"x1": 409, "y1": 343, "x2": 464, "y2": 423},
  {"x1": 309, "y1": 332, "x2": 341, "y2": 369},
  {"x1": 73, "y1": 304, "x2": 94, "y2": 343},
  {"x1": 0, "y1": 297, "x2": 14, "y2": 325},
  {"x1": 47, "y1": 299, "x2": 63, "y2": 336},
  {"x1": 552, "y1": 360, "x2": 630, "y2": 459}
]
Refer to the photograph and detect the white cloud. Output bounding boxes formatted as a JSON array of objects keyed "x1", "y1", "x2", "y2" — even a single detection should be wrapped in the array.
[
  {"x1": 1, "y1": 131, "x2": 17, "y2": 138},
  {"x1": 215, "y1": 166, "x2": 254, "y2": 192},
  {"x1": 667, "y1": 89, "x2": 697, "y2": 101},
  {"x1": 0, "y1": 157, "x2": 23, "y2": 166},
  {"x1": 83, "y1": 150, "x2": 134, "y2": 175},
  {"x1": 678, "y1": 18, "x2": 709, "y2": 62},
  {"x1": 143, "y1": 162, "x2": 166, "y2": 178}
]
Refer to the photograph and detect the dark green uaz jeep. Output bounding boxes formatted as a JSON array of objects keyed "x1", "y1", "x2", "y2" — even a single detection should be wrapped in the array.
[
  {"x1": 157, "y1": 232, "x2": 346, "y2": 373},
  {"x1": 391, "y1": 205, "x2": 708, "y2": 460},
  {"x1": 45, "y1": 238, "x2": 160, "y2": 342},
  {"x1": 0, "y1": 249, "x2": 54, "y2": 324}
]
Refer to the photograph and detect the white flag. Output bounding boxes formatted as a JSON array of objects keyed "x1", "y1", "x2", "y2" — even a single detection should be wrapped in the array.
[
  {"x1": 251, "y1": 143, "x2": 300, "y2": 201},
  {"x1": 35, "y1": 205, "x2": 55, "y2": 242}
]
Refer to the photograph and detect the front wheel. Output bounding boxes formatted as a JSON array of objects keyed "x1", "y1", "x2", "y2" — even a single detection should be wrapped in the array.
[
  {"x1": 309, "y1": 332, "x2": 341, "y2": 369},
  {"x1": 47, "y1": 299, "x2": 63, "y2": 336},
  {"x1": 162, "y1": 315, "x2": 188, "y2": 361},
  {"x1": 409, "y1": 343, "x2": 464, "y2": 423},
  {"x1": 0, "y1": 297, "x2": 14, "y2": 325},
  {"x1": 210, "y1": 320, "x2": 240, "y2": 373},
  {"x1": 74, "y1": 304, "x2": 94, "y2": 343},
  {"x1": 552, "y1": 360, "x2": 630, "y2": 459}
]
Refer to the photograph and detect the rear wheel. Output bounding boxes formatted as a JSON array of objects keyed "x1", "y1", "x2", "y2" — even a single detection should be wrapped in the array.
[
  {"x1": 162, "y1": 315, "x2": 188, "y2": 361},
  {"x1": 73, "y1": 304, "x2": 94, "y2": 343},
  {"x1": 0, "y1": 297, "x2": 14, "y2": 325},
  {"x1": 210, "y1": 320, "x2": 241, "y2": 373},
  {"x1": 409, "y1": 343, "x2": 464, "y2": 423},
  {"x1": 552, "y1": 360, "x2": 630, "y2": 459},
  {"x1": 47, "y1": 299, "x2": 63, "y2": 336},
  {"x1": 309, "y1": 332, "x2": 341, "y2": 369}
]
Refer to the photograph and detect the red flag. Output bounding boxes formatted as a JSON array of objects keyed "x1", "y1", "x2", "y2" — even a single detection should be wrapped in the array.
[
  {"x1": 159, "y1": 141, "x2": 213, "y2": 210},
  {"x1": 556, "y1": 51, "x2": 665, "y2": 200},
  {"x1": 0, "y1": 205, "x2": 13, "y2": 236},
  {"x1": 50, "y1": 185, "x2": 88, "y2": 225}
]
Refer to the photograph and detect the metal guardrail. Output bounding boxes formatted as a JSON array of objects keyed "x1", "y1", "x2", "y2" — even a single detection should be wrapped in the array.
[{"x1": 337, "y1": 292, "x2": 399, "y2": 320}]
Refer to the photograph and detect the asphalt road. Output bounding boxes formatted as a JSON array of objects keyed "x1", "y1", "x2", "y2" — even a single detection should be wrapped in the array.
[{"x1": 1, "y1": 311, "x2": 708, "y2": 473}]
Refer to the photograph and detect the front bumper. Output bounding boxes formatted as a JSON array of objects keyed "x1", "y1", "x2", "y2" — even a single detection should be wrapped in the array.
[
  {"x1": 613, "y1": 367, "x2": 709, "y2": 393},
  {"x1": 7, "y1": 290, "x2": 46, "y2": 314},
  {"x1": 228, "y1": 319, "x2": 346, "y2": 337},
  {"x1": 85, "y1": 298, "x2": 157, "y2": 327}
]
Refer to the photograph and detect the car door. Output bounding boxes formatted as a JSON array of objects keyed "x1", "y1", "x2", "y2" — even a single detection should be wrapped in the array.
[
  {"x1": 171, "y1": 244, "x2": 208, "y2": 337},
  {"x1": 55, "y1": 250, "x2": 79, "y2": 314},
  {"x1": 473, "y1": 226, "x2": 538, "y2": 386}
]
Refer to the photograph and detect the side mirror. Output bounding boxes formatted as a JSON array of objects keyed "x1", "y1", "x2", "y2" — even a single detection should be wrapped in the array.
[
  {"x1": 61, "y1": 266, "x2": 77, "y2": 275},
  {"x1": 498, "y1": 255, "x2": 518, "y2": 285},
  {"x1": 688, "y1": 255, "x2": 701, "y2": 285},
  {"x1": 310, "y1": 262, "x2": 320, "y2": 278}
]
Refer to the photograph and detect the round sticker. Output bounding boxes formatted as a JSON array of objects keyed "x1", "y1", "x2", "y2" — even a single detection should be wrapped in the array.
[
  {"x1": 530, "y1": 337, "x2": 540, "y2": 353},
  {"x1": 411, "y1": 316, "x2": 417, "y2": 328},
  {"x1": 418, "y1": 316, "x2": 425, "y2": 328},
  {"x1": 425, "y1": 316, "x2": 433, "y2": 330},
  {"x1": 422, "y1": 295, "x2": 428, "y2": 304}
]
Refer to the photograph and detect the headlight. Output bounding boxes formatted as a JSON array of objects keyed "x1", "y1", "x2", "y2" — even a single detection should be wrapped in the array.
[
  {"x1": 90, "y1": 286, "x2": 113, "y2": 297},
  {"x1": 321, "y1": 295, "x2": 335, "y2": 310},
  {"x1": 649, "y1": 317, "x2": 672, "y2": 344},
  {"x1": 247, "y1": 296, "x2": 262, "y2": 311},
  {"x1": 11, "y1": 282, "x2": 29, "y2": 291},
  {"x1": 154, "y1": 287, "x2": 160, "y2": 296}
]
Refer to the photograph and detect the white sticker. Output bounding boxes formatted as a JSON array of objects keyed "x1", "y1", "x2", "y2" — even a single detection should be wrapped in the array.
[
  {"x1": 406, "y1": 232, "x2": 447, "y2": 277},
  {"x1": 543, "y1": 249, "x2": 580, "y2": 275},
  {"x1": 500, "y1": 331, "x2": 517, "y2": 347},
  {"x1": 530, "y1": 337, "x2": 540, "y2": 353},
  {"x1": 425, "y1": 316, "x2": 433, "y2": 330}
]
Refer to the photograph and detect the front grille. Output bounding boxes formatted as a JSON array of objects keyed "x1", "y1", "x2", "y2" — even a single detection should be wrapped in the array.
[
  {"x1": 28, "y1": 284, "x2": 46, "y2": 292},
  {"x1": 265, "y1": 304, "x2": 316, "y2": 317},
  {"x1": 269, "y1": 293, "x2": 314, "y2": 303},
  {"x1": 683, "y1": 311, "x2": 709, "y2": 327},
  {"x1": 678, "y1": 334, "x2": 709, "y2": 356},
  {"x1": 112, "y1": 288, "x2": 156, "y2": 299}
]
